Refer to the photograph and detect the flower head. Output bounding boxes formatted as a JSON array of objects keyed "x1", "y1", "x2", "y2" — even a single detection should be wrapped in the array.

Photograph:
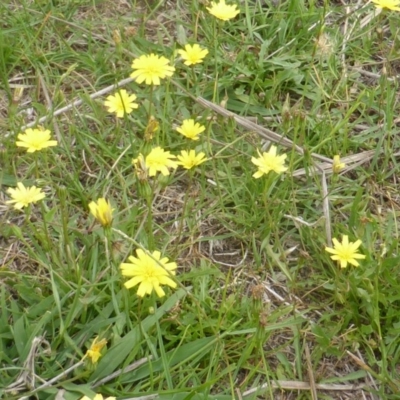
[
  {"x1": 177, "y1": 150, "x2": 208, "y2": 170},
  {"x1": 89, "y1": 198, "x2": 114, "y2": 228},
  {"x1": 144, "y1": 116, "x2": 159, "y2": 141},
  {"x1": 144, "y1": 147, "x2": 178, "y2": 177},
  {"x1": 85, "y1": 337, "x2": 107, "y2": 364},
  {"x1": 315, "y1": 32, "x2": 336, "y2": 59},
  {"x1": 206, "y1": 0, "x2": 240, "y2": 21},
  {"x1": 6, "y1": 182, "x2": 45, "y2": 209},
  {"x1": 120, "y1": 249, "x2": 177, "y2": 297},
  {"x1": 104, "y1": 89, "x2": 138, "y2": 118},
  {"x1": 371, "y1": 0, "x2": 400, "y2": 10},
  {"x1": 325, "y1": 235, "x2": 366, "y2": 269},
  {"x1": 132, "y1": 154, "x2": 149, "y2": 182},
  {"x1": 251, "y1": 146, "x2": 288, "y2": 178},
  {"x1": 178, "y1": 44, "x2": 209, "y2": 66},
  {"x1": 80, "y1": 395, "x2": 115, "y2": 400},
  {"x1": 332, "y1": 155, "x2": 345, "y2": 173},
  {"x1": 16, "y1": 128, "x2": 57, "y2": 153},
  {"x1": 176, "y1": 119, "x2": 205, "y2": 141},
  {"x1": 130, "y1": 54, "x2": 175, "y2": 85}
]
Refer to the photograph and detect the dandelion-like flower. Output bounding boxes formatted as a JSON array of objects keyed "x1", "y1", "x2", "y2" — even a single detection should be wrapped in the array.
[
  {"x1": 325, "y1": 235, "x2": 366, "y2": 269},
  {"x1": 332, "y1": 155, "x2": 345, "y2": 173},
  {"x1": 89, "y1": 198, "x2": 114, "y2": 228},
  {"x1": 178, "y1": 44, "x2": 209, "y2": 66},
  {"x1": 104, "y1": 89, "x2": 138, "y2": 118},
  {"x1": 130, "y1": 54, "x2": 175, "y2": 85},
  {"x1": 16, "y1": 128, "x2": 57, "y2": 153},
  {"x1": 177, "y1": 150, "x2": 208, "y2": 170},
  {"x1": 121, "y1": 249, "x2": 177, "y2": 297},
  {"x1": 85, "y1": 337, "x2": 107, "y2": 364},
  {"x1": 176, "y1": 119, "x2": 205, "y2": 141},
  {"x1": 144, "y1": 147, "x2": 178, "y2": 177},
  {"x1": 251, "y1": 146, "x2": 288, "y2": 178},
  {"x1": 80, "y1": 395, "x2": 115, "y2": 400},
  {"x1": 371, "y1": 0, "x2": 400, "y2": 10},
  {"x1": 6, "y1": 182, "x2": 45, "y2": 210},
  {"x1": 206, "y1": 0, "x2": 240, "y2": 21}
]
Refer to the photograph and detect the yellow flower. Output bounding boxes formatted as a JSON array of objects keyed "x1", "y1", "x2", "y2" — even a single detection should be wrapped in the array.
[
  {"x1": 120, "y1": 249, "x2": 177, "y2": 297},
  {"x1": 371, "y1": 0, "x2": 400, "y2": 10},
  {"x1": 88, "y1": 198, "x2": 114, "y2": 228},
  {"x1": 6, "y1": 182, "x2": 45, "y2": 210},
  {"x1": 16, "y1": 128, "x2": 57, "y2": 153},
  {"x1": 325, "y1": 235, "x2": 366, "y2": 269},
  {"x1": 176, "y1": 119, "x2": 205, "y2": 141},
  {"x1": 206, "y1": 0, "x2": 240, "y2": 21},
  {"x1": 104, "y1": 89, "x2": 138, "y2": 118},
  {"x1": 332, "y1": 155, "x2": 345, "y2": 173},
  {"x1": 80, "y1": 395, "x2": 115, "y2": 400},
  {"x1": 130, "y1": 54, "x2": 175, "y2": 85},
  {"x1": 177, "y1": 150, "x2": 208, "y2": 170},
  {"x1": 144, "y1": 147, "x2": 178, "y2": 177},
  {"x1": 85, "y1": 337, "x2": 107, "y2": 364},
  {"x1": 178, "y1": 44, "x2": 209, "y2": 66},
  {"x1": 251, "y1": 146, "x2": 288, "y2": 178}
]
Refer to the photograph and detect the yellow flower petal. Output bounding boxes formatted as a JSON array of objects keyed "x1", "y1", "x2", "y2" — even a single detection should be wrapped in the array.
[
  {"x1": 6, "y1": 182, "x2": 45, "y2": 210},
  {"x1": 104, "y1": 90, "x2": 138, "y2": 118},
  {"x1": 144, "y1": 147, "x2": 178, "y2": 177},
  {"x1": 178, "y1": 44, "x2": 209, "y2": 66},
  {"x1": 176, "y1": 119, "x2": 205, "y2": 140},
  {"x1": 85, "y1": 337, "x2": 107, "y2": 364},
  {"x1": 120, "y1": 248, "x2": 178, "y2": 297},
  {"x1": 251, "y1": 146, "x2": 288, "y2": 178},
  {"x1": 176, "y1": 150, "x2": 208, "y2": 170},
  {"x1": 371, "y1": 0, "x2": 400, "y2": 10},
  {"x1": 16, "y1": 128, "x2": 57, "y2": 153},
  {"x1": 130, "y1": 54, "x2": 175, "y2": 85},
  {"x1": 206, "y1": 0, "x2": 240, "y2": 21},
  {"x1": 325, "y1": 235, "x2": 366, "y2": 269},
  {"x1": 89, "y1": 198, "x2": 114, "y2": 227},
  {"x1": 332, "y1": 155, "x2": 345, "y2": 173}
]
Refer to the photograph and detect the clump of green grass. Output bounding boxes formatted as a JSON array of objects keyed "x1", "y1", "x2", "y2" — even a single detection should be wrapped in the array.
[{"x1": 1, "y1": 0, "x2": 400, "y2": 399}]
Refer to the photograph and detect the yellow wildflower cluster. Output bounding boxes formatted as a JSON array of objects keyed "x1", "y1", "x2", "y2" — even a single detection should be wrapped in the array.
[
  {"x1": 132, "y1": 145, "x2": 208, "y2": 178},
  {"x1": 6, "y1": 0, "x2": 372, "y2": 389}
]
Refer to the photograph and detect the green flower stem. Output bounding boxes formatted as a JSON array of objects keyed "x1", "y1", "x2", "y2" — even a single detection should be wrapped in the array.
[
  {"x1": 34, "y1": 152, "x2": 39, "y2": 179},
  {"x1": 23, "y1": 204, "x2": 31, "y2": 224},
  {"x1": 56, "y1": 185, "x2": 79, "y2": 279},
  {"x1": 57, "y1": 185, "x2": 71, "y2": 254},
  {"x1": 104, "y1": 226, "x2": 115, "y2": 273},
  {"x1": 188, "y1": 67, "x2": 197, "y2": 89},
  {"x1": 262, "y1": 173, "x2": 278, "y2": 210},
  {"x1": 114, "y1": 116, "x2": 124, "y2": 146},
  {"x1": 174, "y1": 170, "x2": 193, "y2": 253},
  {"x1": 147, "y1": 83, "x2": 154, "y2": 123},
  {"x1": 144, "y1": 179, "x2": 157, "y2": 251},
  {"x1": 212, "y1": 20, "x2": 220, "y2": 76},
  {"x1": 104, "y1": 227, "x2": 120, "y2": 315},
  {"x1": 155, "y1": 305, "x2": 173, "y2": 389},
  {"x1": 39, "y1": 201, "x2": 52, "y2": 251}
]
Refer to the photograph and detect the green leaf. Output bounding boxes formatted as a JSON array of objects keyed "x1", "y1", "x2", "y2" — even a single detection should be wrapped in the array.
[
  {"x1": 120, "y1": 336, "x2": 216, "y2": 383},
  {"x1": 90, "y1": 288, "x2": 188, "y2": 382}
]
